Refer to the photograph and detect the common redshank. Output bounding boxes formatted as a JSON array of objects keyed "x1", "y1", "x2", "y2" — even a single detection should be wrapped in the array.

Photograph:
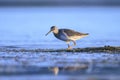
[{"x1": 46, "y1": 26, "x2": 89, "y2": 49}]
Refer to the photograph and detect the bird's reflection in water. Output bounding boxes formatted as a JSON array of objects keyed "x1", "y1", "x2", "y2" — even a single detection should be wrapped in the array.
[
  {"x1": 48, "y1": 60, "x2": 93, "y2": 75},
  {"x1": 49, "y1": 67, "x2": 59, "y2": 75}
]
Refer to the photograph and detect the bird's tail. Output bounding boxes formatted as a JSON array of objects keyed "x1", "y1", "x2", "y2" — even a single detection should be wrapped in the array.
[{"x1": 84, "y1": 33, "x2": 89, "y2": 35}]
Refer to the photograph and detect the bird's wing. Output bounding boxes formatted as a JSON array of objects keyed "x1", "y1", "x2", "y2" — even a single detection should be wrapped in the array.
[
  {"x1": 59, "y1": 29, "x2": 69, "y2": 38},
  {"x1": 61, "y1": 29, "x2": 87, "y2": 37}
]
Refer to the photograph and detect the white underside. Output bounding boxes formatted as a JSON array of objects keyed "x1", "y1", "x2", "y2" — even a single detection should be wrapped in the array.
[
  {"x1": 60, "y1": 35, "x2": 87, "y2": 43},
  {"x1": 68, "y1": 35, "x2": 87, "y2": 41}
]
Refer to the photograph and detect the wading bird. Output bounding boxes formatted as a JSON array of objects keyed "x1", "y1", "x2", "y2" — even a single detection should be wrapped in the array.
[{"x1": 46, "y1": 26, "x2": 89, "y2": 50}]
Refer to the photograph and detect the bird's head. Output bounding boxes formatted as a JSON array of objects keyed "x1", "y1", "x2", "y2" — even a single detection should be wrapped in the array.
[{"x1": 46, "y1": 26, "x2": 58, "y2": 36}]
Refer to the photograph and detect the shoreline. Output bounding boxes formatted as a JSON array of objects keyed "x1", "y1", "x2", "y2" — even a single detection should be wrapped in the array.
[{"x1": 0, "y1": 45, "x2": 120, "y2": 53}]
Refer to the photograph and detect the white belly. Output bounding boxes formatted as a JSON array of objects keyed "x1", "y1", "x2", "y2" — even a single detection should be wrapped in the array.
[{"x1": 68, "y1": 35, "x2": 86, "y2": 41}]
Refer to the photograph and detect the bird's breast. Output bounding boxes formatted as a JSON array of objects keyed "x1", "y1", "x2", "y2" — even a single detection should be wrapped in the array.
[{"x1": 53, "y1": 33, "x2": 69, "y2": 41}]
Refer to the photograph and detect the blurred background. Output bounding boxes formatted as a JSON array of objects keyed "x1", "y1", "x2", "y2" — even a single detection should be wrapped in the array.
[
  {"x1": 0, "y1": 0, "x2": 120, "y2": 49},
  {"x1": 0, "y1": 0, "x2": 120, "y2": 6}
]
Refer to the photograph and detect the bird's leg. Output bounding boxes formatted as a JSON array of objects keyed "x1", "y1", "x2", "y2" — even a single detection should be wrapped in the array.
[
  {"x1": 67, "y1": 44, "x2": 72, "y2": 50},
  {"x1": 72, "y1": 40, "x2": 76, "y2": 46},
  {"x1": 66, "y1": 41, "x2": 72, "y2": 50}
]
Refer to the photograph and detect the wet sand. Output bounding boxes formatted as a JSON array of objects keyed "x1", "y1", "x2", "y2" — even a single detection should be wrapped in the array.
[{"x1": 0, "y1": 45, "x2": 120, "y2": 53}]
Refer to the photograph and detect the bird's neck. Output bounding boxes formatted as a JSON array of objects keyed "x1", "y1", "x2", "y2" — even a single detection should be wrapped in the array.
[{"x1": 53, "y1": 29, "x2": 59, "y2": 34}]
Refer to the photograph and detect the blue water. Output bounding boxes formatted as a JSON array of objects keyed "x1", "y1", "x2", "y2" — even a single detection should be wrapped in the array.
[
  {"x1": 0, "y1": 7, "x2": 120, "y2": 49},
  {"x1": 0, "y1": 52, "x2": 120, "y2": 80}
]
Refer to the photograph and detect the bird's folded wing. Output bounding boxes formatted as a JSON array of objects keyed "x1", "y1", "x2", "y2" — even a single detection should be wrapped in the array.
[{"x1": 62, "y1": 29, "x2": 86, "y2": 36}]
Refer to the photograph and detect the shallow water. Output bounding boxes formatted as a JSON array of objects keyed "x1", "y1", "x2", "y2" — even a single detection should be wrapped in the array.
[{"x1": 0, "y1": 52, "x2": 120, "y2": 80}]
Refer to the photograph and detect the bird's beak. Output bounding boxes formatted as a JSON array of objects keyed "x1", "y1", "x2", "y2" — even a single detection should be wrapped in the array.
[{"x1": 45, "y1": 30, "x2": 52, "y2": 36}]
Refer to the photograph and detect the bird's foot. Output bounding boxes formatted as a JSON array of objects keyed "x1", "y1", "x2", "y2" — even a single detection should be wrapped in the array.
[{"x1": 67, "y1": 46, "x2": 72, "y2": 50}]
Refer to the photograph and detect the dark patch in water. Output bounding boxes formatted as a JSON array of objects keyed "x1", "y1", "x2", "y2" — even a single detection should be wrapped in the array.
[{"x1": 0, "y1": 46, "x2": 20, "y2": 48}]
